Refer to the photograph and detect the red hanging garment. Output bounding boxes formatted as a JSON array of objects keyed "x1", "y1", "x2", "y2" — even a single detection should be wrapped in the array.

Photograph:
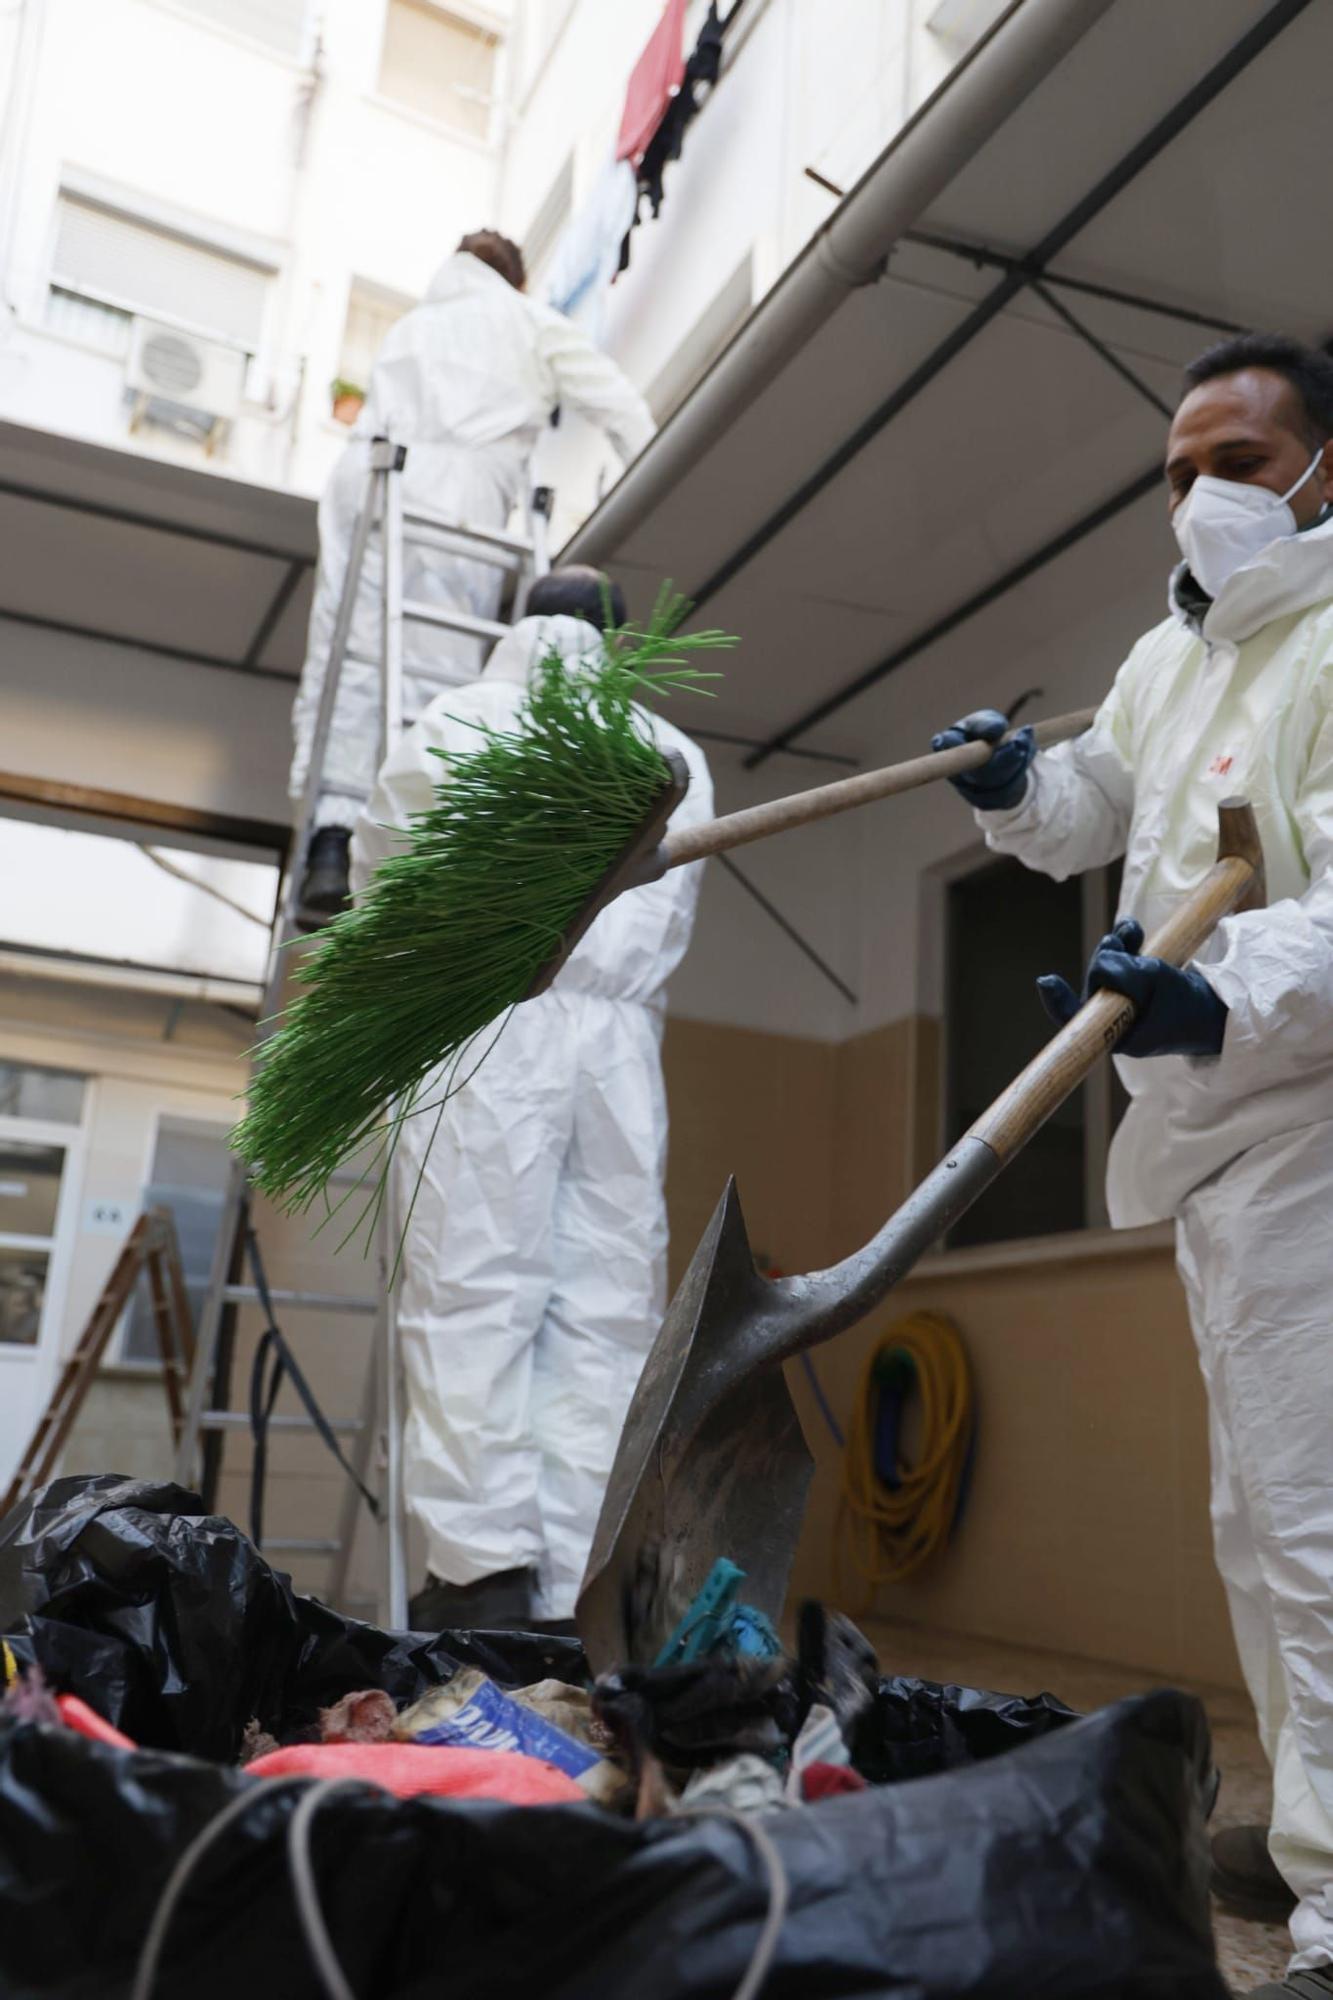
[{"x1": 616, "y1": 0, "x2": 689, "y2": 167}]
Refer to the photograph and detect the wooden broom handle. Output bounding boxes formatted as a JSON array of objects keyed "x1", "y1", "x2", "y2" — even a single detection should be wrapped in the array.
[
  {"x1": 968, "y1": 799, "x2": 1266, "y2": 1164},
  {"x1": 661, "y1": 705, "x2": 1100, "y2": 869}
]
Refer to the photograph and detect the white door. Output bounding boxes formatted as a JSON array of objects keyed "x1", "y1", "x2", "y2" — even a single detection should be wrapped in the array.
[{"x1": 0, "y1": 1061, "x2": 88, "y2": 1496}]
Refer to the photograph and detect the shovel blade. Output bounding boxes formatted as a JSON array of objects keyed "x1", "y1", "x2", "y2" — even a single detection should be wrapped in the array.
[{"x1": 577, "y1": 1178, "x2": 814, "y2": 1670}]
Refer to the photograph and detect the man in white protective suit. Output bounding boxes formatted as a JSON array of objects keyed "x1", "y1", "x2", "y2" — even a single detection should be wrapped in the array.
[
  {"x1": 291, "y1": 230, "x2": 655, "y2": 917},
  {"x1": 933, "y1": 334, "x2": 1333, "y2": 2000},
  {"x1": 351, "y1": 565, "x2": 713, "y2": 1634}
]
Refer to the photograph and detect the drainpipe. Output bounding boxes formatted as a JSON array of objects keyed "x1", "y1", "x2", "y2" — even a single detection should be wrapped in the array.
[
  {"x1": 278, "y1": 24, "x2": 326, "y2": 483},
  {"x1": 0, "y1": 0, "x2": 49, "y2": 320}
]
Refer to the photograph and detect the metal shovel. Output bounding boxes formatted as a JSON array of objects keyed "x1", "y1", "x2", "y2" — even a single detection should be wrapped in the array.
[{"x1": 576, "y1": 799, "x2": 1266, "y2": 1670}]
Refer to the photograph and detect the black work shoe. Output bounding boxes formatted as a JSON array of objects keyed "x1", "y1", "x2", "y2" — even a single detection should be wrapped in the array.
[
  {"x1": 409, "y1": 1565, "x2": 537, "y2": 1633},
  {"x1": 1240, "y1": 1970, "x2": 1333, "y2": 1998},
  {"x1": 1212, "y1": 1823, "x2": 1297, "y2": 1922},
  {"x1": 299, "y1": 827, "x2": 352, "y2": 922}
]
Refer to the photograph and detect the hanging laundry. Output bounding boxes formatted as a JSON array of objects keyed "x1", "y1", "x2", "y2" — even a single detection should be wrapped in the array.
[
  {"x1": 620, "y1": 4, "x2": 728, "y2": 274},
  {"x1": 616, "y1": 0, "x2": 688, "y2": 167},
  {"x1": 546, "y1": 156, "x2": 639, "y2": 342}
]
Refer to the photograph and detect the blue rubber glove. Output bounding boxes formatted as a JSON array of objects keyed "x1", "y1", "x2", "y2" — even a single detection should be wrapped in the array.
[
  {"x1": 1036, "y1": 918, "x2": 1229, "y2": 1058},
  {"x1": 931, "y1": 709, "x2": 1036, "y2": 811}
]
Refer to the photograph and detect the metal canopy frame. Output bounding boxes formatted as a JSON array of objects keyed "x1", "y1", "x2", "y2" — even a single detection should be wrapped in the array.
[
  {"x1": 691, "y1": 0, "x2": 1319, "y2": 767},
  {"x1": 0, "y1": 463, "x2": 859, "y2": 770},
  {"x1": 0, "y1": 472, "x2": 315, "y2": 682}
]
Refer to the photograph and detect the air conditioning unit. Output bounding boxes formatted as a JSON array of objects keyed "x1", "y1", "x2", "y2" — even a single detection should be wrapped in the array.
[{"x1": 126, "y1": 316, "x2": 246, "y2": 424}]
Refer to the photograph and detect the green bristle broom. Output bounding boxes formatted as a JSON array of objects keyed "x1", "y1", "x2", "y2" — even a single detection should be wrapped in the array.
[{"x1": 233, "y1": 590, "x2": 733, "y2": 1234}]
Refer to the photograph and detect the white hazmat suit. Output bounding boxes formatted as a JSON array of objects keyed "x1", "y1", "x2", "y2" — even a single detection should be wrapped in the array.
[
  {"x1": 291, "y1": 253, "x2": 656, "y2": 830},
  {"x1": 352, "y1": 613, "x2": 714, "y2": 1619},
  {"x1": 982, "y1": 517, "x2": 1333, "y2": 1969}
]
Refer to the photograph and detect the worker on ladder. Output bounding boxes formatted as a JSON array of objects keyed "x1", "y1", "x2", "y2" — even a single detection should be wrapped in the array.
[
  {"x1": 290, "y1": 228, "x2": 656, "y2": 918},
  {"x1": 351, "y1": 565, "x2": 713, "y2": 1636},
  {"x1": 934, "y1": 333, "x2": 1333, "y2": 2000}
]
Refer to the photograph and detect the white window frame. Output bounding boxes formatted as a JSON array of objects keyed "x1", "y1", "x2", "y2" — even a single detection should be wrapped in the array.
[
  {"x1": 336, "y1": 274, "x2": 415, "y2": 397},
  {"x1": 926, "y1": 0, "x2": 1014, "y2": 54},
  {"x1": 924, "y1": 837, "x2": 1120, "y2": 1241},
  {"x1": 113, "y1": 1107, "x2": 234, "y2": 1369},
  {"x1": 372, "y1": 0, "x2": 507, "y2": 149},
  {"x1": 0, "y1": 1100, "x2": 88, "y2": 1372},
  {"x1": 44, "y1": 178, "x2": 282, "y2": 390},
  {"x1": 144, "y1": 0, "x2": 317, "y2": 68}
]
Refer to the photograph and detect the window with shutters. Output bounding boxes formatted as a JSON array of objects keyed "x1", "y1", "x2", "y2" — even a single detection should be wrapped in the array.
[
  {"x1": 167, "y1": 0, "x2": 310, "y2": 59},
  {"x1": 377, "y1": 1, "x2": 501, "y2": 142},
  {"x1": 338, "y1": 278, "x2": 413, "y2": 396},
  {"x1": 46, "y1": 194, "x2": 272, "y2": 354}
]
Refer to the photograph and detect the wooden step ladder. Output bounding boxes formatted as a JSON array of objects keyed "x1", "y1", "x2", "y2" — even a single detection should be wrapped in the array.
[{"x1": 3, "y1": 1208, "x2": 195, "y2": 1517}]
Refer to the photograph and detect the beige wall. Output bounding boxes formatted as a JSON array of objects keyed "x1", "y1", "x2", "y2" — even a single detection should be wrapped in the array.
[
  {"x1": 665, "y1": 1013, "x2": 1242, "y2": 1695},
  {"x1": 33, "y1": 990, "x2": 1238, "y2": 1689}
]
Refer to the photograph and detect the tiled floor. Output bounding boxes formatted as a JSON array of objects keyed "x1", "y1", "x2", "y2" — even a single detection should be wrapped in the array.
[{"x1": 860, "y1": 1618, "x2": 1290, "y2": 1994}]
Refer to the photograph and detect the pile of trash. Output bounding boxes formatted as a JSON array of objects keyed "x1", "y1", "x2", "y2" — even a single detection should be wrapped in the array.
[{"x1": 0, "y1": 1477, "x2": 1226, "y2": 1998}]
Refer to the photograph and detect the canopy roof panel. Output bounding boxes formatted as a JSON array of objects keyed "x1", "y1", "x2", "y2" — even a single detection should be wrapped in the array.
[
  {"x1": 0, "y1": 419, "x2": 317, "y2": 682},
  {"x1": 567, "y1": 0, "x2": 1330, "y2": 766}
]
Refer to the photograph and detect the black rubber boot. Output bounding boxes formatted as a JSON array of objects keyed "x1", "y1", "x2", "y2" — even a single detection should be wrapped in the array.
[
  {"x1": 299, "y1": 827, "x2": 352, "y2": 923},
  {"x1": 408, "y1": 1565, "x2": 537, "y2": 1633},
  {"x1": 1239, "y1": 1970, "x2": 1333, "y2": 1998},
  {"x1": 1212, "y1": 1823, "x2": 1297, "y2": 1922}
]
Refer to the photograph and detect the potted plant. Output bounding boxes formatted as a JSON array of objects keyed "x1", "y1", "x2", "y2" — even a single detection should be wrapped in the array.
[{"x1": 330, "y1": 378, "x2": 366, "y2": 425}]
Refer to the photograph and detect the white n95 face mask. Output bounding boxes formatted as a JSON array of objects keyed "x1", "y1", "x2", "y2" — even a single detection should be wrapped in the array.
[{"x1": 1172, "y1": 448, "x2": 1324, "y2": 598}]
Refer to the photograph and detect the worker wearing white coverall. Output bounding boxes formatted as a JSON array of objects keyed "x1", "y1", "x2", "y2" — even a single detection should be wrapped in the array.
[
  {"x1": 351, "y1": 580, "x2": 713, "y2": 1627},
  {"x1": 291, "y1": 230, "x2": 655, "y2": 911},
  {"x1": 935, "y1": 336, "x2": 1333, "y2": 2000}
]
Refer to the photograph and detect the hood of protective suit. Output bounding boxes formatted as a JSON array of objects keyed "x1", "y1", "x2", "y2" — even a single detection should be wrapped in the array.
[
  {"x1": 355, "y1": 254, "x2": 552, "y2": 460},
  {"x1": 1169, "y1": 511, "x2": 1333, "y2": 643},
  {"x1": 423, "y1": 251, "x2": 514, "y2": 306},
  {"x1": 482, "y1": 614, "x2": 605, "y2": 686}
]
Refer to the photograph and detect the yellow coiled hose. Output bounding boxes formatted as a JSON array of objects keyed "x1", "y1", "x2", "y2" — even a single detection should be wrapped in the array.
[{"x1": 835, "y1": 1311, "x2": 974, "y2": 1605}]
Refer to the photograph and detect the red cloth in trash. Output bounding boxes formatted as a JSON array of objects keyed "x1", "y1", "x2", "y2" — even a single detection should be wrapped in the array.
[
  {"x1": 616, "y1": 0, "x2": 688, "y2": 165},
  {"x1": 245, "y1": 1740, "x2": 586, "y2": 1804},
  {"x1": 55, "y1": 1694, "x2": 137, "y2": 1750},
  {"x1": 801, "y1": 1762, "x2": 868, "y2": 1802}
]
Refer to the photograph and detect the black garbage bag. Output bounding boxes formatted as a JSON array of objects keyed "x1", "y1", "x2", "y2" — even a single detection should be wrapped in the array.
[
  {"x1": 0, "y1": 1476, "x2": 583, "y2": 1756},
  {"x1": 593, "y1": 1656, "x2": 803, "y2": 1767},
  {"x1": 0, "y1": 1477, "x2": 1226, "y2": 1999},
  {"x1": 853, "y1": 1671, "x2": 1078, "y2": 1783}
]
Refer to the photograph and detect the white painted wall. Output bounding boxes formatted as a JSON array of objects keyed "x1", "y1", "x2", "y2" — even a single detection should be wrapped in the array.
[
  {"x1": 0, "y1": 987, "x2": 246, "y2": 1490},
  {"x1": 502, "y1": 0, "x2": 1008, "y2": 539},
  {"x1": 667, "y1": 750, "x2": 865, "y2": 1042},
  {"x1": 0, "y1": 0, "x2": 1023, "y2": 1054},
  {"x1": 0, "y1": 0, "x2": 509, "y2": 497},
  {"x1": 851, "y1": 497, "x2": 1170, "y2": 1033}
]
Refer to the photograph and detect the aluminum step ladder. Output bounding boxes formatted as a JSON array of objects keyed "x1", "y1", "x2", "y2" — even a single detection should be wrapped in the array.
[{"x1": 174, "y1": 438, "x2": 551, "y2": 1627}]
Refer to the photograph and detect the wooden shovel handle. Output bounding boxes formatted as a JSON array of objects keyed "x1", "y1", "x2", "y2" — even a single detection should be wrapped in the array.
[
  {"x1": 968, "y1": 799, "x2": 1265, "y2": 1163},
  {"x1": 662, "y1": 705, "x2": 1100, "y2": 869}
]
